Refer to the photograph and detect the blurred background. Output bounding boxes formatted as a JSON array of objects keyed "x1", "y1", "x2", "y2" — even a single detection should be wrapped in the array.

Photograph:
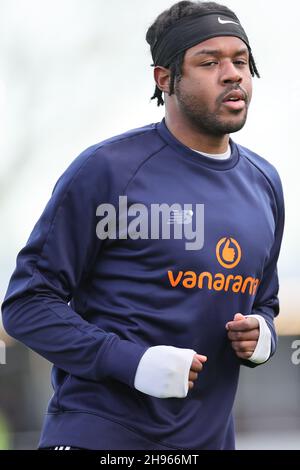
[{"x1": 0, "y1": 0, "x2": 299, "y2": 450}]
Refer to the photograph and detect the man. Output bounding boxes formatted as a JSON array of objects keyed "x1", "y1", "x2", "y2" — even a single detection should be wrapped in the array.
[{"x1": 1, "y1": 1, "x2": 284, "y2": 450}]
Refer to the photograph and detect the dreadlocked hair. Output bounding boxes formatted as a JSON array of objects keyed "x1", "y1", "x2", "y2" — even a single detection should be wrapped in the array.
[{"x1": 146, "y1": 1, "x2": 260, "y2": 106}]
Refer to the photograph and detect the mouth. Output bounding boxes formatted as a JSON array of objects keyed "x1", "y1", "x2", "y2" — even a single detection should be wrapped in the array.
[{"x1": 221, "y1": 89, "x2": 247, "y2": 111}]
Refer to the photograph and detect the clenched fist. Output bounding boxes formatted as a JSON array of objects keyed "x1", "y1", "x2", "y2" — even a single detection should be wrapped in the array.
[
  {"x1": 188, "y1": 354, "x2": 207, "y2": 390},
  {"x1": 226, "y1": 313, "x2": 259, "y2": 360}
]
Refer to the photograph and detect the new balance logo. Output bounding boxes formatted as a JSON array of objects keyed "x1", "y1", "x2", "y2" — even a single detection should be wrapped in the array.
[{"x1": 168, "y1": 209, "x2": 193, "y2": 225}]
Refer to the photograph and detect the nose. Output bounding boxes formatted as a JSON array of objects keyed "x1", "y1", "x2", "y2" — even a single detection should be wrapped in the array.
[{"x1": 220, "y1": 60, "x2": 242, "y2": 85}]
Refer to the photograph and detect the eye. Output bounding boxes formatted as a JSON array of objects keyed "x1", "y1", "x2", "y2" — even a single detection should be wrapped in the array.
[
  {"x1": 234, "y1": 60, "x2": 248, "y2": 66},
  {"x1": 201, "y1": 61, "x2": 218, "y2": 67}
]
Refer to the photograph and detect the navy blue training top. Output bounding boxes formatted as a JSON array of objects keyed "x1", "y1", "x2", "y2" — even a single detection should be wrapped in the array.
[{"x1": 1, "y1": 119, "x2": 284, "y2": 450}]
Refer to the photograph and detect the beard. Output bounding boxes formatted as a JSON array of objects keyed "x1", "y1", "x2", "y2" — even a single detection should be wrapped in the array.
[{"x1": 174, "y1": 82, "x2": 249, "y2": 137}]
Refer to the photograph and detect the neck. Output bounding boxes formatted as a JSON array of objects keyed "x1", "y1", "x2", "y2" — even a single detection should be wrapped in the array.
[{"x1": 165, "y1": 112, "x2": 230, "y2": 154}]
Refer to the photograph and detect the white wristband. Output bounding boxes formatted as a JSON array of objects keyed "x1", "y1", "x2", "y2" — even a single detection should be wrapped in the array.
[
  {"x1": 246, "y1": 314, "x2": 272, "y2": 364},
  {"x1": 134, "y1": 345, "x2": 196, "y2": 399}
]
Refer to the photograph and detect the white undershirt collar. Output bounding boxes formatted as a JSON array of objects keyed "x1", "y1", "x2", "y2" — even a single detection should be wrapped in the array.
[{"x1": 191, "y1": 145, "x2": 231, "y2": 160}]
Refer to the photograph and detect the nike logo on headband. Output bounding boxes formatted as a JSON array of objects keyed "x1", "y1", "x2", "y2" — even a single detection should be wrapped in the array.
[{"x1": 218, "y1": 17, "x2": 239, "y2": 26}]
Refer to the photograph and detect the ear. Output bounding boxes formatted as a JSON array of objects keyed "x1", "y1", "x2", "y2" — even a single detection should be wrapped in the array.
[{"x1": 154, "y1": 66, "x2": 171, "y2": 94}]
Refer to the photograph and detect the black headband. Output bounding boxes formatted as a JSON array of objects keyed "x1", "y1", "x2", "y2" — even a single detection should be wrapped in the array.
[{"x1": 151, "y1": 11, "x2": 250, "y2": 67}]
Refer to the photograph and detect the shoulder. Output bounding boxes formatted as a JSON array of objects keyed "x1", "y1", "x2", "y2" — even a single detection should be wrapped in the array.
[
  {"x1": 52, "y1": 123, "x2": 166, "y2": 199},
  {"x1": 237, "y1": 143, "x2": 284, "y2": 203}
]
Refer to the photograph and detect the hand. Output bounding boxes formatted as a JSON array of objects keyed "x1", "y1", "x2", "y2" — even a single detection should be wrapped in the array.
[
  {"x1": 134, "y1": 346, "x2": 207, "y2": 398},
  {"x1": 226, "y1": 313, "x2": 259, "y2": 360},
  {"x1": 188, "y1": 354, "x2": 207, "y2": 389}
]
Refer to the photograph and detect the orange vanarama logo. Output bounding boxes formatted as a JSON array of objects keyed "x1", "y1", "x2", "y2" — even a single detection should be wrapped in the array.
[
  {"x1": 167, "y1": 237, "x2": 260, "y2": 296},
  {"x1": 216, "y1": 237, "x2": 241, "y2": 269}
]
